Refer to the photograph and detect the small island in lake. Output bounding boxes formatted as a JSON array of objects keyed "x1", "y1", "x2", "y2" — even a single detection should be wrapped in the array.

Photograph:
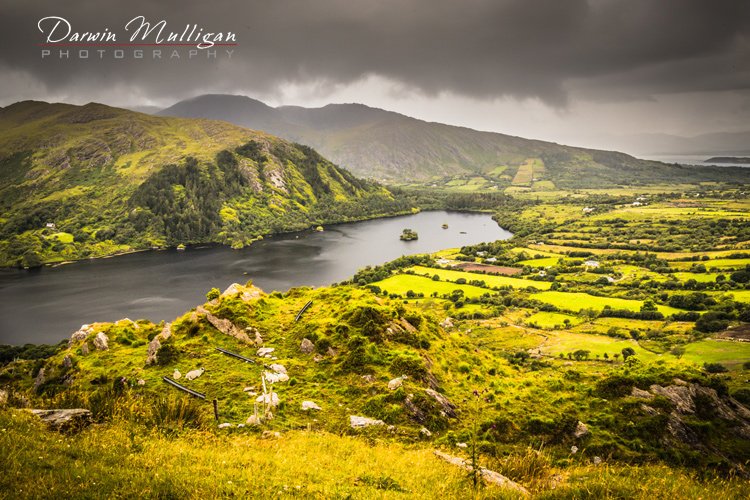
[
  {"x1": 442, "y1": 223, "x2": 449, "y2": 229},
  {"x1": 705, "y1": 156, "x2": 750, "y2": 164},
  {"x1": 400, "y1": 228, "x2": 419, "y2": 241}
]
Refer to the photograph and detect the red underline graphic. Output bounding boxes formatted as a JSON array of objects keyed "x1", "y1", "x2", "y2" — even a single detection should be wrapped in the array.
[{"x1": 36, "y1": 43, "x2": 238, "y2": 47}]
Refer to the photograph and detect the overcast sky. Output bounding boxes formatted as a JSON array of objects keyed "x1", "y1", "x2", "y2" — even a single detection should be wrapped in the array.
[{"x1": 1, "y1": 0, "x2": 749, "y2": 148}]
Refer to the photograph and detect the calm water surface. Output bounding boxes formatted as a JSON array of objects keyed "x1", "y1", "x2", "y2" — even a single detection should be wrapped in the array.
[{"x1": 0, "y1": 211, "x2": 511, "y2": 344}]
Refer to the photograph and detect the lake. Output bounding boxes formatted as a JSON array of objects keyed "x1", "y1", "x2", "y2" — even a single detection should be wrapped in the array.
[{"x1": 0, "y1": 210, "x2": 511, "y2": 345}]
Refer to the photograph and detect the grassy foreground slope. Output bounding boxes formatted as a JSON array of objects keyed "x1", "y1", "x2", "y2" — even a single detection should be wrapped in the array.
[
  {"x1": 0, "y1": 101, "x2": 408, "y2": 267},
  {"x1": 1, "y1": 275, "x2": 749, "y2": 497}
]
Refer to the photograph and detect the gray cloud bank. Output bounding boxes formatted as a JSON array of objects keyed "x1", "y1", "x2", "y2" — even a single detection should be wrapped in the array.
[{"x1": 0, "y1": 0, "x2": 748, "y2": 107}]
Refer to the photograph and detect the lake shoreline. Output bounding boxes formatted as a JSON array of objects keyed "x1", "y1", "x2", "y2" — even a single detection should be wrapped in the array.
[
  {"x1": 0, "y1": 210, "x2": 510, "y2": 345},
  {"x1": 2, "y1": 208, "x2": 497, "y2": 272}
]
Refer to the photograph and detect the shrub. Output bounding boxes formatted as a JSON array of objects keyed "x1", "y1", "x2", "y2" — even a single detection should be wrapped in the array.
[
  {"x1": 206, "y1": 287, "x2": 221, "y2": 301},
  {"x1": 703, "y1": 362, "x2": 728, "y2": 374}
]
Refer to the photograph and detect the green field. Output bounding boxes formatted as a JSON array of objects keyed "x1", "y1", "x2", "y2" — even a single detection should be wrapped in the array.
[
  {"x1": 408, "y1": 265, "x2": 551, "y2": 290},
  {"x1": 682, "y1": 339, "x2": 750, "y2": 369},
  {"x1": 541, "y1": 332, "x2": 657, "y2": 360},
  {"x1": 530, "y1": 291, "x2": 683, "y2": 316},
  {"x1": 525, "y1": 311, "x2": 582, "y2": 329},
  {"x1": 373, "y1": 274, "x2": 490, "y2": 298},
  {"x1": 670, "y1": 258, "x2": 750, "y2": 270}
]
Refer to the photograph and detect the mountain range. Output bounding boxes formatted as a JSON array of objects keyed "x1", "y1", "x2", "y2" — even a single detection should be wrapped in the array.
[{"x1": 159, "y1": 94, "x2": 749, "y2": 186}]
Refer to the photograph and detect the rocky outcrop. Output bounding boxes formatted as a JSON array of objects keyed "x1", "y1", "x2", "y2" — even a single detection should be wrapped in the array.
[
  {"x1": 640, "y1": 382, "x2": 750, "y2": 446},
  {"x1": 221, "y1": 283, "x2": 262, "y2": 302},
  {"x1": 433, "y1": 451, "x2": 529, "y2": 495},
  {"x1": 93, "y1": 332, "x2": 109, "y2": 351},
  {"x1": 30, "y1": 409, "x2": 92, "y2": 432},
  {"x1": 33, "y1": 368, "x2": 46, "y2": 390},
  {"x1": 146, "y1": 322, "x2": 171, "y2": 365},
  {"x1": 425, "y1": 389, "x2": 457, "y2": 418},
  {"x1": 197, "y1": 306, "x2": 253, "y2": 344},
  {"x1": 69, "y1": 324, "x2": 94, "y2": 345}
]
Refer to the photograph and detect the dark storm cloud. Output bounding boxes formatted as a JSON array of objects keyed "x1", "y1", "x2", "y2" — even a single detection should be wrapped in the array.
[{"x1": 0, "y1": 0, "x2": 748, "y2": 106}]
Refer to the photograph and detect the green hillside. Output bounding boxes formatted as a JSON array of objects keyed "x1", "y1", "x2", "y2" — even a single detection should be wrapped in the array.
[
  {"x1": 0, "y1": 101, "x2": 408, "y2": 267},
  {"x1": 160, "y1": 95, "x2": 750, "y2": 185}
]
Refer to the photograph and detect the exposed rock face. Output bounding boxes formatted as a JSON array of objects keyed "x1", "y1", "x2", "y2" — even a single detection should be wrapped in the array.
[
  {"x1": 300, "y1": 338, "x2": 315, "y2": 354},
  {"x1": 146, "y1": 337, "x2": 161, "y2": 365},
  {"x1": 425, "y1": 389, "x2": 457, "y2": 418},
  {"x1": 433, "y1": 451, "x2": 529, "y2": 495},
  {"x1": 30, "y1": 409, "x2": 92, "y2": 432},
  {"x1": 630, "y1": 387, "x2": 654, "y2": 399},
  {"x1": 350, "y1": 415, "x2": 385, "y2": 429},
  {"x1": 33, "y1": 368, "x2": 46, "y2": 390},
  {"x1": 93, "y1": 332, "x2": 109, "y2": 350},
  {"x1": 301, "y1": 401, "x2": 321, "y2": 411},
  {"x1": 197, "y1": 306, "x2": 252, "y2": 344},
  {"x1": 643, "y1": 383, "x2": 750, "y2": 444}
]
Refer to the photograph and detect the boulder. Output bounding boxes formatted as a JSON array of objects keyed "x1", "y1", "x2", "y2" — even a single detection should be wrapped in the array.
[
  {"x1": 222, "y1": 283, "x2": 262, "y2": 302},
  {"x1": 261, "y1": 430, "x2": 281, "y2": 439},
  {"x1": 197, "y1": 306, "x2": 253, "y2": 344},
  {"x1": 246, "y1": 414, "x2": 261, "y2": 426},
  {"x1": 440, "y1": 317, "x2": 454, "y2": 329},
  {"x1": 433, "y1": 451, "x2": 529, "y2": 495},
  {"x1": 361, "y1": 374, "x2": 375, "y2": 383},
  {"x1": 350, "y1": 415, "x2": 385, "y2": 429},
  {"x1": 173, "y1": 370, "x2": 182, "y2": 380},
  {"x1": 257, "y1": 347, "x2": 275, "y2": 357},
  {"x1": 420, "y1": 427, "x2": 432, "y2": 437},
  {"x1": 388, "y1": 376, "x2": 406, "y2": 390},
  {"x1": 93, "y1": 332, "x2": 109, "y2": 351},
  {"x1": 573, "y1": 421, "x2": 589, "y2": 439},
  {"x1": 425, "y1": 389, "x2": 457, "y2": 418},
  {"x1": 218, "y1": 423, "x2": 233, "y2": 429},
  {"x1": 300, "y1": 338, "x2": 315, "y2": 354},
  {"x1": 264, "y1": 372, "x2": 289, "y2": 384},
  {"x1": 268, "y1": 364, "x2": 287, "y2": 375},
  {"x1": 256, "y1": 392, "x2": 280, "y2": 407},
  {"x1": 30, "y1": 409, "x2": 92, "y2": 432},
  {"x1": 185, "y1": 368, "x2": 205, "y2": 381},
  {"x1": 0, "y1": 389, "x2": 8, "y2": 406},
  {"x1": 301, "y1": 400, "x2": 321, "y2": 411},
  {"x1": 62, "y1": 355, "x2": 73, "y2": 369},
  {"x1": 137, "y1": 379, "x2": 145, "y2": 386},
  {"x1": 81, "y1": 343, "x2": 89, "y2": 356}
]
